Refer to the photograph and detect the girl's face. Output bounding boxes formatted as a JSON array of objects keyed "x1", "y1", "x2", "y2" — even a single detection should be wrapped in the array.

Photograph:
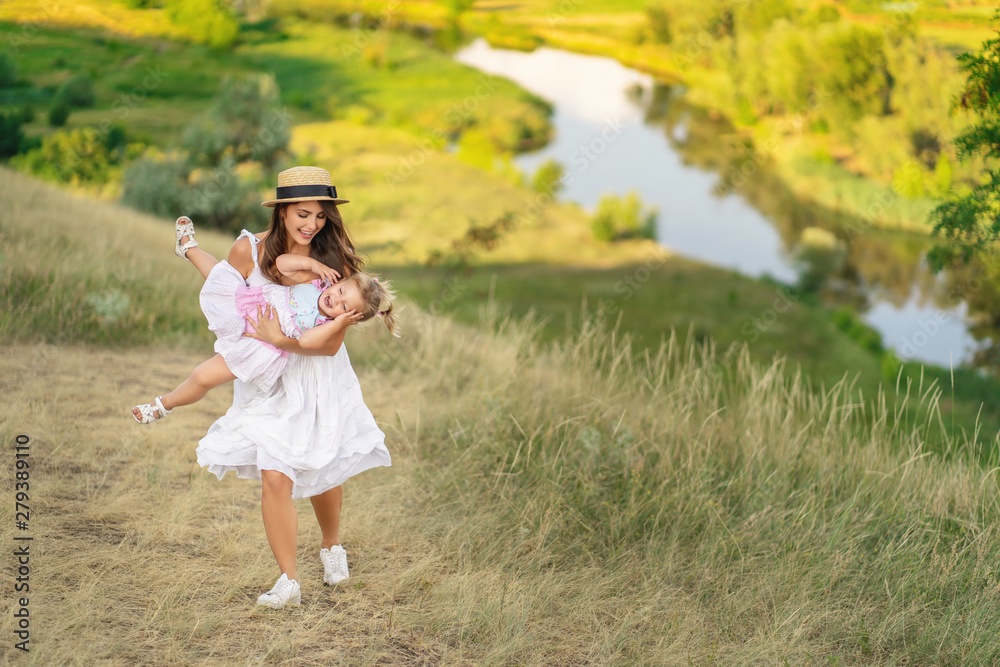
[
  {"x1": 319, "y1": 279, "x2": 365, "y2": 319},
  {"x1": 282, "y1": 200, "x2": 327, "y2": 248}
]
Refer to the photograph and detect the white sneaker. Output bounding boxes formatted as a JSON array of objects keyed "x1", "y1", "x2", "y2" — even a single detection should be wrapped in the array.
[
  {"x1": 320, "y1": 545, "x2": 349, "y2": 585},
  {"x1": 256, "y1": 573, "x2": 301, "y2": 608}
]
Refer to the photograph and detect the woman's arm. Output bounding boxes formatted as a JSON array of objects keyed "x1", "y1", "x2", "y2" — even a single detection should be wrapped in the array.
[
  {"x1": 299, "y1": 311, "x2": 362, "y2": 351},
  {"x1": 243, "y1": 305, "x2": 359, "y2": 356}
]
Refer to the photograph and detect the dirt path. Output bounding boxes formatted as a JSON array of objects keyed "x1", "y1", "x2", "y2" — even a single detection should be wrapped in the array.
[{"x1": 0, "y1": 344, "x2": 456, "y2": 665}]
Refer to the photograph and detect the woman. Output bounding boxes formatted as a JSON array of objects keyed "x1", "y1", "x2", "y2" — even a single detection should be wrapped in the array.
[{"x1": 178, "y1": 166, "x2": 391, "y2": 608}]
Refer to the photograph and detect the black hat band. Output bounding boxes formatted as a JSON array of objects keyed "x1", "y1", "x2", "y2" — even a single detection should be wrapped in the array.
[{"x1": 275, "y1": 184, "x2": 338, "y2": 200}]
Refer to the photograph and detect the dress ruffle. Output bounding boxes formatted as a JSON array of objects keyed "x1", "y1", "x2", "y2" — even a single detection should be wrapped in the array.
[
  {"x1": 196, "y1": 347, "x2": 391, "y2": 499},
  {"x1": 199, "y1": 261, "x2": 297, "y2": 392}
]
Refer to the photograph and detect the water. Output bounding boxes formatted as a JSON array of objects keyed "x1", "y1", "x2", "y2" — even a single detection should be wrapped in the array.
[{"x1": 455, "y1": 39, "x2": 986, "y2": 368}]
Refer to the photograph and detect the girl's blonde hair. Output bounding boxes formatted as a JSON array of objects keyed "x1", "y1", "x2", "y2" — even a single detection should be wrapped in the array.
[{"x1": 347, "y1": 273, "x2": 399, "y2": 337}]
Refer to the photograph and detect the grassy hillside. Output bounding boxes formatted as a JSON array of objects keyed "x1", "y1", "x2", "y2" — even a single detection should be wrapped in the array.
[
  {"x1": 0, "y1": 6, "x2": 551, "y2": 154},
  {"x1": 4, "y1": 171, "x2": 1000, "y2": 663},
  {"x1": 6, "y1": 157, "x2": 1000, "y2": 441}
]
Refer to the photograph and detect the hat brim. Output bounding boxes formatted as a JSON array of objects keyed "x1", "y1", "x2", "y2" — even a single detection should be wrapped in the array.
[{"x1": 262, "y1": 196, "x2": 350, "y2": 208}]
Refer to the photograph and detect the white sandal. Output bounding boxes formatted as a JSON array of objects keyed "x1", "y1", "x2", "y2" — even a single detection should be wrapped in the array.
[
  {"x1": 175, "y1": 216, "x2": 198, "y2": 260},
  {"x1": 132, "y1": 396, "x2": 171, "y2": 424}
]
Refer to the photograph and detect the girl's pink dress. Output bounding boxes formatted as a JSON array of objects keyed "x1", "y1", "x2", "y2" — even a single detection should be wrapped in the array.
[
  {"x1": 195, "y1": 230, "x2": 391, "y2": 499},
  {"x1": 199, "y1": 259, "x2": 329, "y2": 393}
]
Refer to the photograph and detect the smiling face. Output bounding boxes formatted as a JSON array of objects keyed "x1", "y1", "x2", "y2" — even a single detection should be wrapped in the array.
[
  {"x1": 318, "y1": 279, "x2": 366, "y2": 319},
  {"x1": 281, "y1": 200, "x2": 327, "y2": 248}
]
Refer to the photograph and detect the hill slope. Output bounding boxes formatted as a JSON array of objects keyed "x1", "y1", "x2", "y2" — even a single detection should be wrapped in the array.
[{"x1": 3, "y1": 170, "x2": 1000, "y2": 663}]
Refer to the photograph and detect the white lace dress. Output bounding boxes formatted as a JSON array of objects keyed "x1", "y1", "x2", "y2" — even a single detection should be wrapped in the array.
[{"x1": 195, "y1": 230, "x2": 391, "y2": 499}]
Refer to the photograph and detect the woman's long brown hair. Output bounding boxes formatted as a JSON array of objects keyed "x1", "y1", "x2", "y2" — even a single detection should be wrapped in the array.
[{"x1": 258, "y1": 201, "x2": 364, "y2": 284}]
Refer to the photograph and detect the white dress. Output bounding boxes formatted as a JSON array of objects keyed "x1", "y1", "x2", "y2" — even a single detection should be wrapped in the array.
[{"x1": 195, "y1": 230, "x2": 391, "y2": 499}]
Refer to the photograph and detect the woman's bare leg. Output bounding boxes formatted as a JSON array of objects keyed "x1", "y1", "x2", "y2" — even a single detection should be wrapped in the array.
[
  {"x1": 157, "y1": 354, "x2": 236, "y2": 412},
  {"x1": 310, "y1": 486, "x2": 343, "y2": 548},
  {"x1": 261, "y1": 470, "x2": 298, "y2": 580}
]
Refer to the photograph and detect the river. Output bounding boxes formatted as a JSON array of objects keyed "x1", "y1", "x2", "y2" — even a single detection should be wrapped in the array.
[{"x1": 455, "y1": 39, "x2": 992, "y2": 370}]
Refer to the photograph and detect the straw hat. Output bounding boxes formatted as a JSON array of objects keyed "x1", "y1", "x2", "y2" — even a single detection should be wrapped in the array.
[{"x1": 261, "y1": 166, "x2": 349, "y2": 207}]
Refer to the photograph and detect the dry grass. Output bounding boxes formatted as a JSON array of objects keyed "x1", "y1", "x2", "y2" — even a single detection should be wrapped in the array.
[{"x1": 4, "y1": 302, "x2": 1000, "y2": 663}]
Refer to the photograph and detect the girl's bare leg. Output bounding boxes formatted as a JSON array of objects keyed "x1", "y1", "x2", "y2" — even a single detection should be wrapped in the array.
[
  {"x1": 310, "y1": 486, "x2": 343, "y2": 548},
  {"x1": 158, "y1": 354, "x2": 236, "y2": 412},
  {"x1": 261, "y1": 470, "x2": 298, "y2": 580},
  {"x1": 179, "y1": 227, "x2": 219, "y2": 279}
]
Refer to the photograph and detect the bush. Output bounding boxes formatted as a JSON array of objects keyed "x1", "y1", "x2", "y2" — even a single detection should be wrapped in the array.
[
  {"x1": 812, "y1": 23, "x2": 890, "y2": 121},
  {"x1": 815, "y1": 5, "x2": 840, "y2": 23},
  {"x1": 589, "y1": 192, "x2": 658, "y2": 243},
  {"x1": 645, "y1": 5, "x2": 673, "y2": 44},
  {"x1": 832, "y1": 305, "x2": 854, "y2": 332},
  {"x1": 0, "y1": 111, "x2": 24, "y2": 158},
  {"x1": 531, "y1": 158, "x2": 564, "y2": 196},
  {"x1": 0, "y1": 51, "x2": 16, "y2": 88},
  {"x1": 122, "y1": 75, "x2": 290, "y2": 229},
  {"x1": 184, "y1": 157, "x2": 265, "y2": 230},
  {"x1": 165, "y1": 0, "x2": 239, "y2": 50},
  {"x1": 102, "y1": 123, "x2": 128, "y2": 154},
  {"x1": 48, "y1": 103, "x2": 70, "y2": 127},
  {"x1": 57, "y1": 74, "x2": 96, "y2": 108},
  {"x1": 120, "y1": 153, "x2": 189, "y2": 218},
  {"x1": 122, "y1": 153, "x2": 267, "y2": 231},
  {"x1": 11, "y1": 128, "x2": 115, "y2": 184}
]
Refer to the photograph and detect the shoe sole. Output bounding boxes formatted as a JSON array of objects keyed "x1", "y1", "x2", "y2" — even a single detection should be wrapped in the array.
[{"x1": 257, "y1": 595, "x2": 301, "y2": 609}]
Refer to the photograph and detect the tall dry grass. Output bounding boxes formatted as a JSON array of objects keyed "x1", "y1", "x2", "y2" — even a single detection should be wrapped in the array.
[
  {"x1": 4, "y1": 307, "x2": 1000, "y2": 663},
  {"x1": 0, "y1": 168, "x2": 232, "y2": 346}
]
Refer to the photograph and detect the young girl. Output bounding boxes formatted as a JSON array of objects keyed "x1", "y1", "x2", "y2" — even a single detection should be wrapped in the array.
[
  {"x1": 131, "y1": 246, "x2": 397, "y2": 423},
  {"x1": 153, "y1": 166, "x2": 393, "y2": 609}
]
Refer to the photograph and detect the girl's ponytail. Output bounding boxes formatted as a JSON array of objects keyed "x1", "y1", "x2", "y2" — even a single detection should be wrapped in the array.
[{"x1": 377, "y1": 301, "x2": 398, "y2": 337}]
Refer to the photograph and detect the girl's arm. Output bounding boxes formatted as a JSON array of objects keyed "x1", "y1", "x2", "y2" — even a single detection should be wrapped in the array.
[{"x1": 275, "y1": 254, "x2": 341, "y2": 285}]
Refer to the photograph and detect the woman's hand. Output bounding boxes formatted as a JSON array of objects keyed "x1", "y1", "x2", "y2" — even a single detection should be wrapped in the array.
[
  {"x1": 243, "y1": 304, "x2": 287, "y2": 346},
  {"x1": 310, "y1": 259, "x2": 341, "y2": 285},
  {"x1": 332, "y1": 309, "x2": 363, "y2": 331}
]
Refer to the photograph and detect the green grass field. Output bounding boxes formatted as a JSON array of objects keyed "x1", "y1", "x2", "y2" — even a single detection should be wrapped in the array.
[{"x1": 0, "y1": 5, "x2": 551, "y2": 153}]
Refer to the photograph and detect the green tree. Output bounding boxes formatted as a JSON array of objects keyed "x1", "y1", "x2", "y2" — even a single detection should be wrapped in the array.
[
  {"x1": 56, "y1": 74, "x2": 96, "y2": 108},
  {"x1": 531, "y1": 158, "x2": 564, "y2": 196},
  {"x1": 183, "y1": 74, "x2": 289, "y2": 169},
  {"x1": 120, "y1": 152, "x2": 189, "y2": 218},
  {"x1": 812, "y1": 23, "x2": 890, "y2": 121},
  {"x1": 11, "y1": 128, "x2": 114, "y2": 184},
  {"x1": 48, "y1": 103, "x2": 70, "y2": 127},
  {"x1": 123, "y1": 75, "x2": 289, "y2": 229},
  {"x1": 0, "y1": 51, "x2": 17, "y2": 88},
  {"x1": 0, "y1": 111, "x2": 23, "y2": 158},
  {"x1": 166, "y1": 0, "x2": 239, "y2": 50},
  {"x1": 928, "y1": 11, "x2": 1000, "y2": 270},
  {"x1": 590, "y1": 192, "x2": 658, "y2": 243},
  {"x1": 644, "y1": 4, "x2": 673, "y2": 44}
]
